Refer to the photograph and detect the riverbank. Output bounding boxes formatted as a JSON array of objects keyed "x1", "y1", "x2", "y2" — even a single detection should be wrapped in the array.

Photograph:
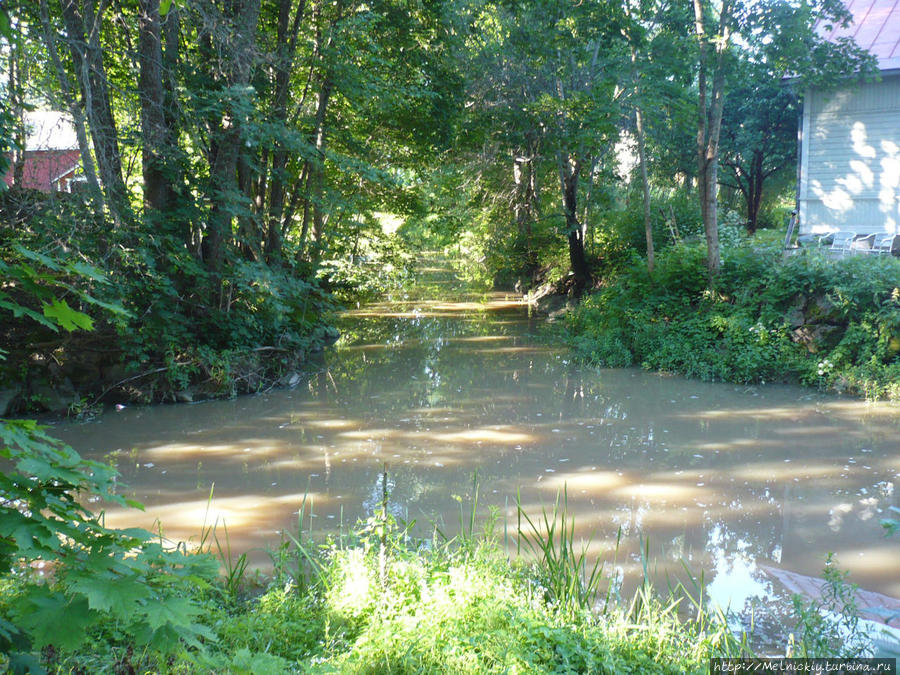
[
  {"x1": 0, "y1": 188, "x2": 342, "y2": 418},
  {"x1": 565, "y1": 239, "x2": 900, "y2": 401},
  {"x1": 0, "y1": 327, "x2": 341, "y2": 420}
]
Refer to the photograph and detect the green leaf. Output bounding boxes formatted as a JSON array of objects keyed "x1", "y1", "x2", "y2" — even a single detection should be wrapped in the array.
[
  {"x1": 160, "y1": 0, "x2": 174, "y2": 15},
  {"x1": 1, "y1": 514, "x2": 60, "y2": 557},
  {"x1": 69, "y1": 572, "x2": 152, "y2": 615},
  {"x1": 17, "y1": 591, "x2": 94, "y2": 650},
  {"x1": 7, "y1": 652, "x2": 46, "y2": 675},
  {"x1": 141, "y1": 596, "x2": 200, "y2": 631},
  {"x1": 41, "y1": 299, "x2": 94, "y2": 331},
  {"x1": 66, "y1": 260, "x2": 108, "y2": 282},
  {"x1": 0, "y1": 299, "x2": 58, "y2": 330},
  {"x1": 13, "y1": 246, "x2": 62, "y2": 272}
]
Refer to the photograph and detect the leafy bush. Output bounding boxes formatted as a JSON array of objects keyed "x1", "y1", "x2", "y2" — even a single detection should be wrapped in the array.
[
  {"x1": 0, "y1": 420, "x2": 220, "y2": 673},
  {"x1": 568, "y1": 238, "x2": 900, "y2": 399},
  {"x1": 0, "y1": 239, "x2": 219, "y2": 673},
  {"x1": 0, "y1": 189, "x2": 337, "y2": 406}
]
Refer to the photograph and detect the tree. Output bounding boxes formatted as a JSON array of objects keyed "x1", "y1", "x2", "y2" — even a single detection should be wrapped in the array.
[
  {"x1": 58, "y1": 0, "x2": 130, "y2": 221},
  {"x1": 689, "y1": 0, "x2": 876, "y2": 278},
  {"x1": 624, "y1": 0, "x2": 695, "y2": 273},
  {"x1": 718, "y1": 72, "x2": 798, "y2": 234},
  {"x1": 692, "y1": 0, "x2": 733, "y2": 278},
  {"x1": 460, "y1": 0, "x2": 631, "y2": 294}
]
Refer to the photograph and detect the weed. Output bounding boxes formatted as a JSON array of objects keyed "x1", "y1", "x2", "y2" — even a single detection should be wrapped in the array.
[
  {"x1": 788, "y1": 553, "x2": 867, "y2": 658},
  {"x1": 515, "y1": 486, "x2": 606, "y2": 617}
]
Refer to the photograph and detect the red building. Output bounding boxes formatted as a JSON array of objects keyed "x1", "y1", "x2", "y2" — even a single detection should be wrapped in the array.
[{"x1": 4, "y1": 111, "x2": 83, "y2": 192}]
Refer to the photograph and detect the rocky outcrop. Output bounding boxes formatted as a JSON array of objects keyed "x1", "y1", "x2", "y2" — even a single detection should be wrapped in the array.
[{"x1": 786, "y1": 293, "x2": 846, "y2": 353}]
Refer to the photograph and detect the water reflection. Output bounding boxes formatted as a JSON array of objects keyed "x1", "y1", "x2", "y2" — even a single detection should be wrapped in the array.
[{"x1": 55, "y1": 269, "x2": 900, "y2": 617}]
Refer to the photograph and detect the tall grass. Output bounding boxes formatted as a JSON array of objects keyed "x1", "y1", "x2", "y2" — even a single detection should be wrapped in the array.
[
  {"x1": 197, "y1": 483, "x2": 249, "y2": 599},
  {"x1": 515, "y1": 486, "x2": 606, "y2": 617}
]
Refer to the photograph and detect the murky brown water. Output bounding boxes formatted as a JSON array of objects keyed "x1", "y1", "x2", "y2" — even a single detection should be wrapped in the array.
[{"x1": 55, "y1": 265, "x2": 900, "y2": 627}]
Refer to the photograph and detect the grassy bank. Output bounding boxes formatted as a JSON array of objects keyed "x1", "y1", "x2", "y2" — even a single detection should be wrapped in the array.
[{"x1": 566, "y1": 237, "x2": 900, "y2": 401}]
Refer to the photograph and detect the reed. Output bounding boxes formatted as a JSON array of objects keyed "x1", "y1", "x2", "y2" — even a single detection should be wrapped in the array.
[
  {"x1": 515, "y1": 485, "x2": 605, "y2": 617},
  {"x1": 197, "y1": 483, "x2": 249, "y2": 599}
]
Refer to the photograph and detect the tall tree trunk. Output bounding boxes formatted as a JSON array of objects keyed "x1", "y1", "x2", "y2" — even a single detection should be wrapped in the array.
[
  {"x1": 526, "y1": 151, "x2": 539, "y2": 275},
  {"x1": 39, "y1": 0, "x2": 103, "y2": 204},
  {"x1": 202, "y1": 0, "x2": 261, "y2": 274},
  {"x1": 635, "y1": 106, "x2": 654, "y2": 274},
  {"x1": 693, "y1": 0, "x2": 731, "y2": 280},
  {"x1": 581, "y1": 155, "x2": 599, "y2": 260},
  {"x1": 302, "y1": 0, "x2": 344, "y2": 263},
  {"x1": 512, "y1": 152, "x2": 533, "y2": 270},
  {"x1": 60, "y1": 0, "x2": 128, "y2": 221},
  {"x1": 236, "y1": 149, "x2": 260, "y2": 260},
  {"x1": 745, "y1": 151, "x2": 764, "y2": 234},
  {"x1": 206, "y1": 132, "x2": 240, "y2": 271},
  {"x1": 9, "y1": 26, "x2": 26, "y2": 186},
  {"x1": 265, "y1": 0, "x2": 307, "y2": 262},
  {"x1": 160, "y1": 4, "x2": 193, "y2": 249},
  {"x1": 558, "y1": 152, "x2": 590, "y2": 297},
  {"x1": 138, "y1": 0, "x2": 175, "y2": 214},
  {"x1": 309, "y1": 72, "x2": 333, "y2": 260}
]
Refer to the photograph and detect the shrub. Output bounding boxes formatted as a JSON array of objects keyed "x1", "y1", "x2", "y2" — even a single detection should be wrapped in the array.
[
  {"x1": 567, "y1": 238, "x2": 900, "y2": 399},
  {"x1": 0, "y1": 420, "x2": 220, "y2": 672}
]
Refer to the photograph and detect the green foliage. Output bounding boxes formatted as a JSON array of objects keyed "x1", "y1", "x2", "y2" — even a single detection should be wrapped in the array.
[
  {"x1": 22, "y1": 482, "x2": 758, "y2": 674},
  {"x1": 7, "y1": 475, "x2": 883, "y2": 673},
  {"x1": 0, "y1": 420, "x2": 220, "y2": 668},
  {"x1": 516, "y1": 488, "x2": 606, "y2": 618},
  {"x1": 568, "y1": 237, "x2": 900, "y2": 399},
  {"x1": 789, "y1": 554, "x2": 866, "y2": 658},
  {"x1": 597, "y1": 189, "x2": 702, "y2": 255},
  {"x1": 0, "y1": 191, "x2": 336, "y2": 404},
  {"x1": 0, "y1": 242, "x2": 126, "y2": 335},
  {"x1": 318, "y1": 229, "x2": 414, "y2": 303},
  {"x1": 270, "y1": 494, "x2": 744, "y2": 674},
  {"x1": 718, "y1": 68, "x2": 799, "y2": 233}
]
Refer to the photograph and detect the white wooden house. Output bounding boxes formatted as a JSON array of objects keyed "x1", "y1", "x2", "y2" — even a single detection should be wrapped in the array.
[{"x1": 797, "y1": 0, "x2": 900, "y2": 237}]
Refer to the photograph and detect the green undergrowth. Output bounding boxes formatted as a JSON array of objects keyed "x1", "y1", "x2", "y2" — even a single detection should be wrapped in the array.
[
  {"x1": 567, "y1": 240, "x2": 900, "y2": 400},
  {"x1": 0, "y1": 191, "x2": 337, "y2": 413},
  {"x1": 3, "y1": 428, "x2": 877, "y2": 674}
]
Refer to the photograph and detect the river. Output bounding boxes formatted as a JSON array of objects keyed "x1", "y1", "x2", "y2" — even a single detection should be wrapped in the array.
[{"x1": 56, "y1": 263, "x2": 900, "y2": 630}]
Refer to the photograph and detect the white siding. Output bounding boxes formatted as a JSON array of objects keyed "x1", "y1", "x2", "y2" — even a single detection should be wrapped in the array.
[{"x1": 798, "y1": 74, "x2": 900, "y2": 235}]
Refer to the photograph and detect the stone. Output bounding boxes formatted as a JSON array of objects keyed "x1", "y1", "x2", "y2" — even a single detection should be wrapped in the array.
[
  {"x1": 31, "y1": 382, "x2": 75, "y2": 413},
  {"x1": 0, "y1": 388, "x2": 20, "y2": 416}
]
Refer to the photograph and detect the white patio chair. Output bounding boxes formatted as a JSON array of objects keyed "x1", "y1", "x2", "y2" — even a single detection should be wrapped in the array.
[
  {"x1": 873, "y1": 233, "x2": 899, "y2": 255},
  {"x1": 849, "y1": 233, "x2": 875, "y2": 253},
  {"x1": 829, "y1": 231, "x2": 857, "y2": 256}
]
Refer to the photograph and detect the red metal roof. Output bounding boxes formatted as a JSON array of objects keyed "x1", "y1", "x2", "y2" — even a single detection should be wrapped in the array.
[{"x1": 820, "y1": 0, "x2": 900, "y2": 71}]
